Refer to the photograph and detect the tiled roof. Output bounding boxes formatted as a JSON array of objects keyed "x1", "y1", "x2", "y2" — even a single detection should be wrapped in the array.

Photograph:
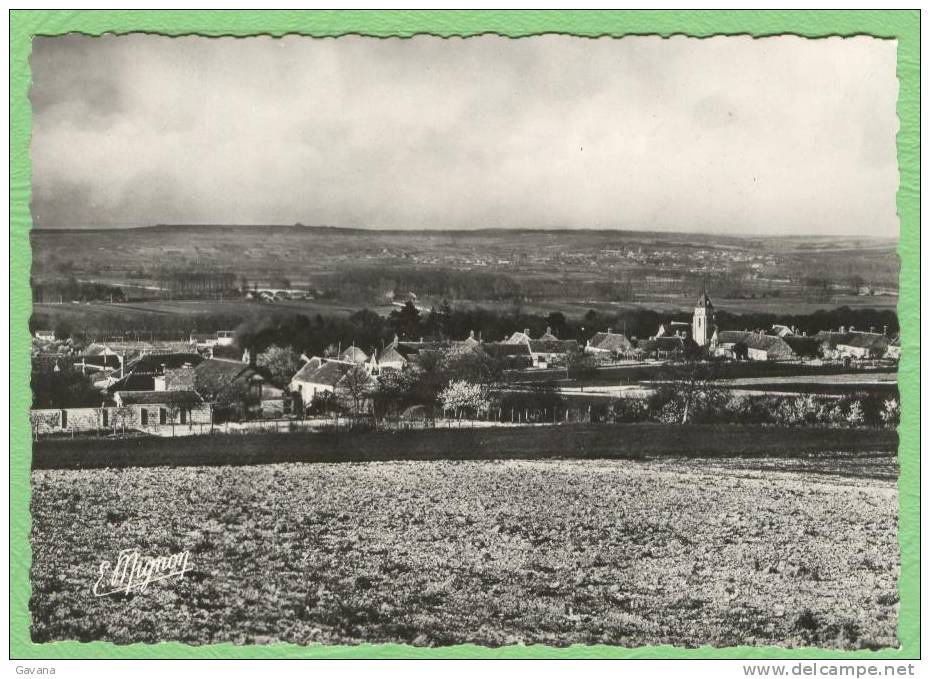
[
  {"x1": 107, "y1": 373, "x2": 156, "y2": 392},
  {"x1": 528, "y1": 339, "x2": 579, "y2": 354},
  {"x1": 290, "y1": 357, "x2": 324, "y2": 382},
  {"x1": 376, "y1": 346, "x2": 407, "y2": 365},
  {"x1": 194, "y1": 358, "x2": 253, "y2": 382},
  {"x1": 588, "y1": 332, "x2": 633, "y2": 352},
  {"x1": 716, "y1": 330, "x2": 752, "y2": 344},
  {"x1": 813, "y1": 331, "x2": 854, "y2": 348},
  {"x1": 195, "y1": 359, "x2": 283, "y2": 397},
  {"x1": 840, "y1": 333, "x2": 890, "y2": 350},
  {"x1": 724, "y1": 333, "x2": 796, "y2": 358},
  {"x1": 481, "y1": 342, "x2": 532, "y2": 358},
  {"x1": 128, "y1": 353, "x2": 203, "y2": 374},
  {"x1": 394, "y1": 341, "x2": 440, "y2": 359},
  {"x1": 292, "y1": 361, "x2": 353, "y2": 387}
]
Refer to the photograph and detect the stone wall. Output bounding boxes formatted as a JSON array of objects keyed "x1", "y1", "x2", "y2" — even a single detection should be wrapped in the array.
[
  {"x1": 31, "y1": 403, "x2": 213, "y2": 435},
  {"x1": 31, "y1": 408, "x2": 106, "y2": 434}
]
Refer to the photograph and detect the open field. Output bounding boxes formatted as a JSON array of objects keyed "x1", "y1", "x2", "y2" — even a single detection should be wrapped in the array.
[
  {"x1": 31, "y1": 226, "x2": 899, "y2": 314},
  {"x1": 31, "y1": 424, "x2": 899, "y2": 472},
  {"x1": 31, "y1": 455, "x2": 899, "y2": 647},
  {"x1": 455, "y1": 295, "x2": 899, "y2": 319},
  {"x1": 33, "y1": 299, "x2": 394, "y2": 325}
]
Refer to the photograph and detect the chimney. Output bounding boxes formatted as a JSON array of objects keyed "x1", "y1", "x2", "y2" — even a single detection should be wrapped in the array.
[
  {"x1": 546, "y1": 326, "x2": 552, "y2": 335},
  {"x1": 524, "y1": 328, "x2": 530, "y2": 336},
  {"x1": 850, "y1": 325, "x2": 855, "y2": 332},
  {"x1": 883, "y1": 325, "x2": 888, "y2": 336},
  {"x1": 839, "y1": 326, "x2": 846, "y2": 334},
  {"x1": 870, "y1": 326, "x2": 876, "y2": 334},
  {"x1": 153, "y1": 375, "x2": 166, "y2": 392},
  {"x1": 607, "y1": 327, "x2": 613, "y2": 334},
  {"x1": 468, "y1": 330, "x2": 475, "y2": 340}
]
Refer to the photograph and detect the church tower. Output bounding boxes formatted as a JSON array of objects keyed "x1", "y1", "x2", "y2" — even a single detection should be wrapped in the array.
[{"x1": 692, "y1": 284, "x2": 714, "y2": 346}]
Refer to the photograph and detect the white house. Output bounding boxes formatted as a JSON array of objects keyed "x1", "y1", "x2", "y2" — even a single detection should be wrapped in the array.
[{"x1": 288, "y1": 359, "x2": 376, "y2": 411}]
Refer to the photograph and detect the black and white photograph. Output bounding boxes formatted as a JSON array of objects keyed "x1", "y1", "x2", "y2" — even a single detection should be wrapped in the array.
[{"x1": 28, "y1": 34, "x2": 901, "y2": 649}]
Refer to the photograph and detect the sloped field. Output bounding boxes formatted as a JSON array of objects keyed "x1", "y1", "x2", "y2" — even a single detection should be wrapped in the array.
[{"x1": 30, "y1": 456, "x2": 898, "y2": 649}]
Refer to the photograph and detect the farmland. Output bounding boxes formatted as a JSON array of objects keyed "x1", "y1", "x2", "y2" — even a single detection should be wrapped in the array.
[
  {"x1": 31, "y1": 455, "x2": 899, "y2": 648},
  {"x1": 33, "y1": 299, "x2": 389, "y2": 326},
  {"x1": 31, "y1": 225, "x2": 899, "y2": 315}
]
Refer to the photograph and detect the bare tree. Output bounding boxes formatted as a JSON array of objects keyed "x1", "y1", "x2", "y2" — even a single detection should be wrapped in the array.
[{"x1": 336, "y1": 366, "x2": 376, "y2": 418}]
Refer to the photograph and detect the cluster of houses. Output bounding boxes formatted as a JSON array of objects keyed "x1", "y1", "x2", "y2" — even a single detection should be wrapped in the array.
[
  {"x1": 244, "y1": 288, "x2": 314, "y2": 303},
  {"x1": 286, "y1": 328, "x2": 580, "y2": 408},
  {"x1": 30, "y1": 288, "x2": 900, "y2": 435},
  {"x1": 582, "y1": 288, "x2": 901, "y2": 364},
  {"x1": 30, "y1": 330, "x2": 285, "y2": 436}
]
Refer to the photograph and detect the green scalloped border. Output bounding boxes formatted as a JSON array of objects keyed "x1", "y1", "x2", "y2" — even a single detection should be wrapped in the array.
[{"x1": 9, "y1": 10, "x2": 920, "y2": 660}]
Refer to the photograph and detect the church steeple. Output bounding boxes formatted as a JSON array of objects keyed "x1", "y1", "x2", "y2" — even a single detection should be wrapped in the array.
[
  {"x1": 692, "y1": 283, "x2": 714, "y2": 346},
  {"x1": 696, "y1": 281, "x2": 712, "y2": 309}
]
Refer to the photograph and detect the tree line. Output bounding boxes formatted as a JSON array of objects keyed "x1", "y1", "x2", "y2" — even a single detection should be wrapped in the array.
[{"x1": 31, "y1": 277, "x2": 126, "y2": 304}]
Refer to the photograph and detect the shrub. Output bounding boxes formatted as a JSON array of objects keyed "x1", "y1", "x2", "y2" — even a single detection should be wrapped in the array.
[
  {"x1": 880, "y1": 399, "x2": 900, "y2": 428},
  {"x1": 846, "y1": 401, "x2": 865, "y2": 427}
]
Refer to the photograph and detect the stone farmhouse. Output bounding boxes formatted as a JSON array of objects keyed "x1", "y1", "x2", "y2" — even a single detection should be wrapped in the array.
[
  {"x1": 288, "y1": 358, "x2": 377, "y2": 413},
  {"x1": 375, "y1": 336, "x2": 444, "y2": 371},
  {"x1": 815, "y1": 328, "x2": 897, "y2": 360},
  {"x1": 504, "y1": 327, "x2": 578, "y2": 368},
  {"x1": 585, "y1": 328, "x2": 634, "y2": 359},
  {"x1": 713, "y1": 330, "x2": 798, "y2": 362}
]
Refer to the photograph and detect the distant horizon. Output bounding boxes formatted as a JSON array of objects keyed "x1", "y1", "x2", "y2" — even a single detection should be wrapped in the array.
[
  {"x1": 30, "y1": 35, "x2": 899, "y2": 237},
  {"x1": 31, "y1": 222, "x2": 898, "y2": 241}
]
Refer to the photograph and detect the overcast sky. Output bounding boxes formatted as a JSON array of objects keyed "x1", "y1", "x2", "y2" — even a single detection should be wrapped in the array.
[{"x1": 31, "y1": 34, "x2": 899, "y2": 236}]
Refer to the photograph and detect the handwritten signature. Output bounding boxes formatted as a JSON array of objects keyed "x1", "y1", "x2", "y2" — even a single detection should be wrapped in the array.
[{"x1": 93, "y1": 548, "x2": 192, "y2": 597}]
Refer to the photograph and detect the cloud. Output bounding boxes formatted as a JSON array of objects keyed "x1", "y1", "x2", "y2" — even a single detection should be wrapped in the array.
[{"x1": 30, "y1": 34, "x2": 899, "y2": 237}]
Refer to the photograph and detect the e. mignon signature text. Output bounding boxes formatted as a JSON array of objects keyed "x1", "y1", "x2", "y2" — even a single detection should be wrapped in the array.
[{"x1": 93, "y1": 548, "x2": 192, "y2": 597}]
